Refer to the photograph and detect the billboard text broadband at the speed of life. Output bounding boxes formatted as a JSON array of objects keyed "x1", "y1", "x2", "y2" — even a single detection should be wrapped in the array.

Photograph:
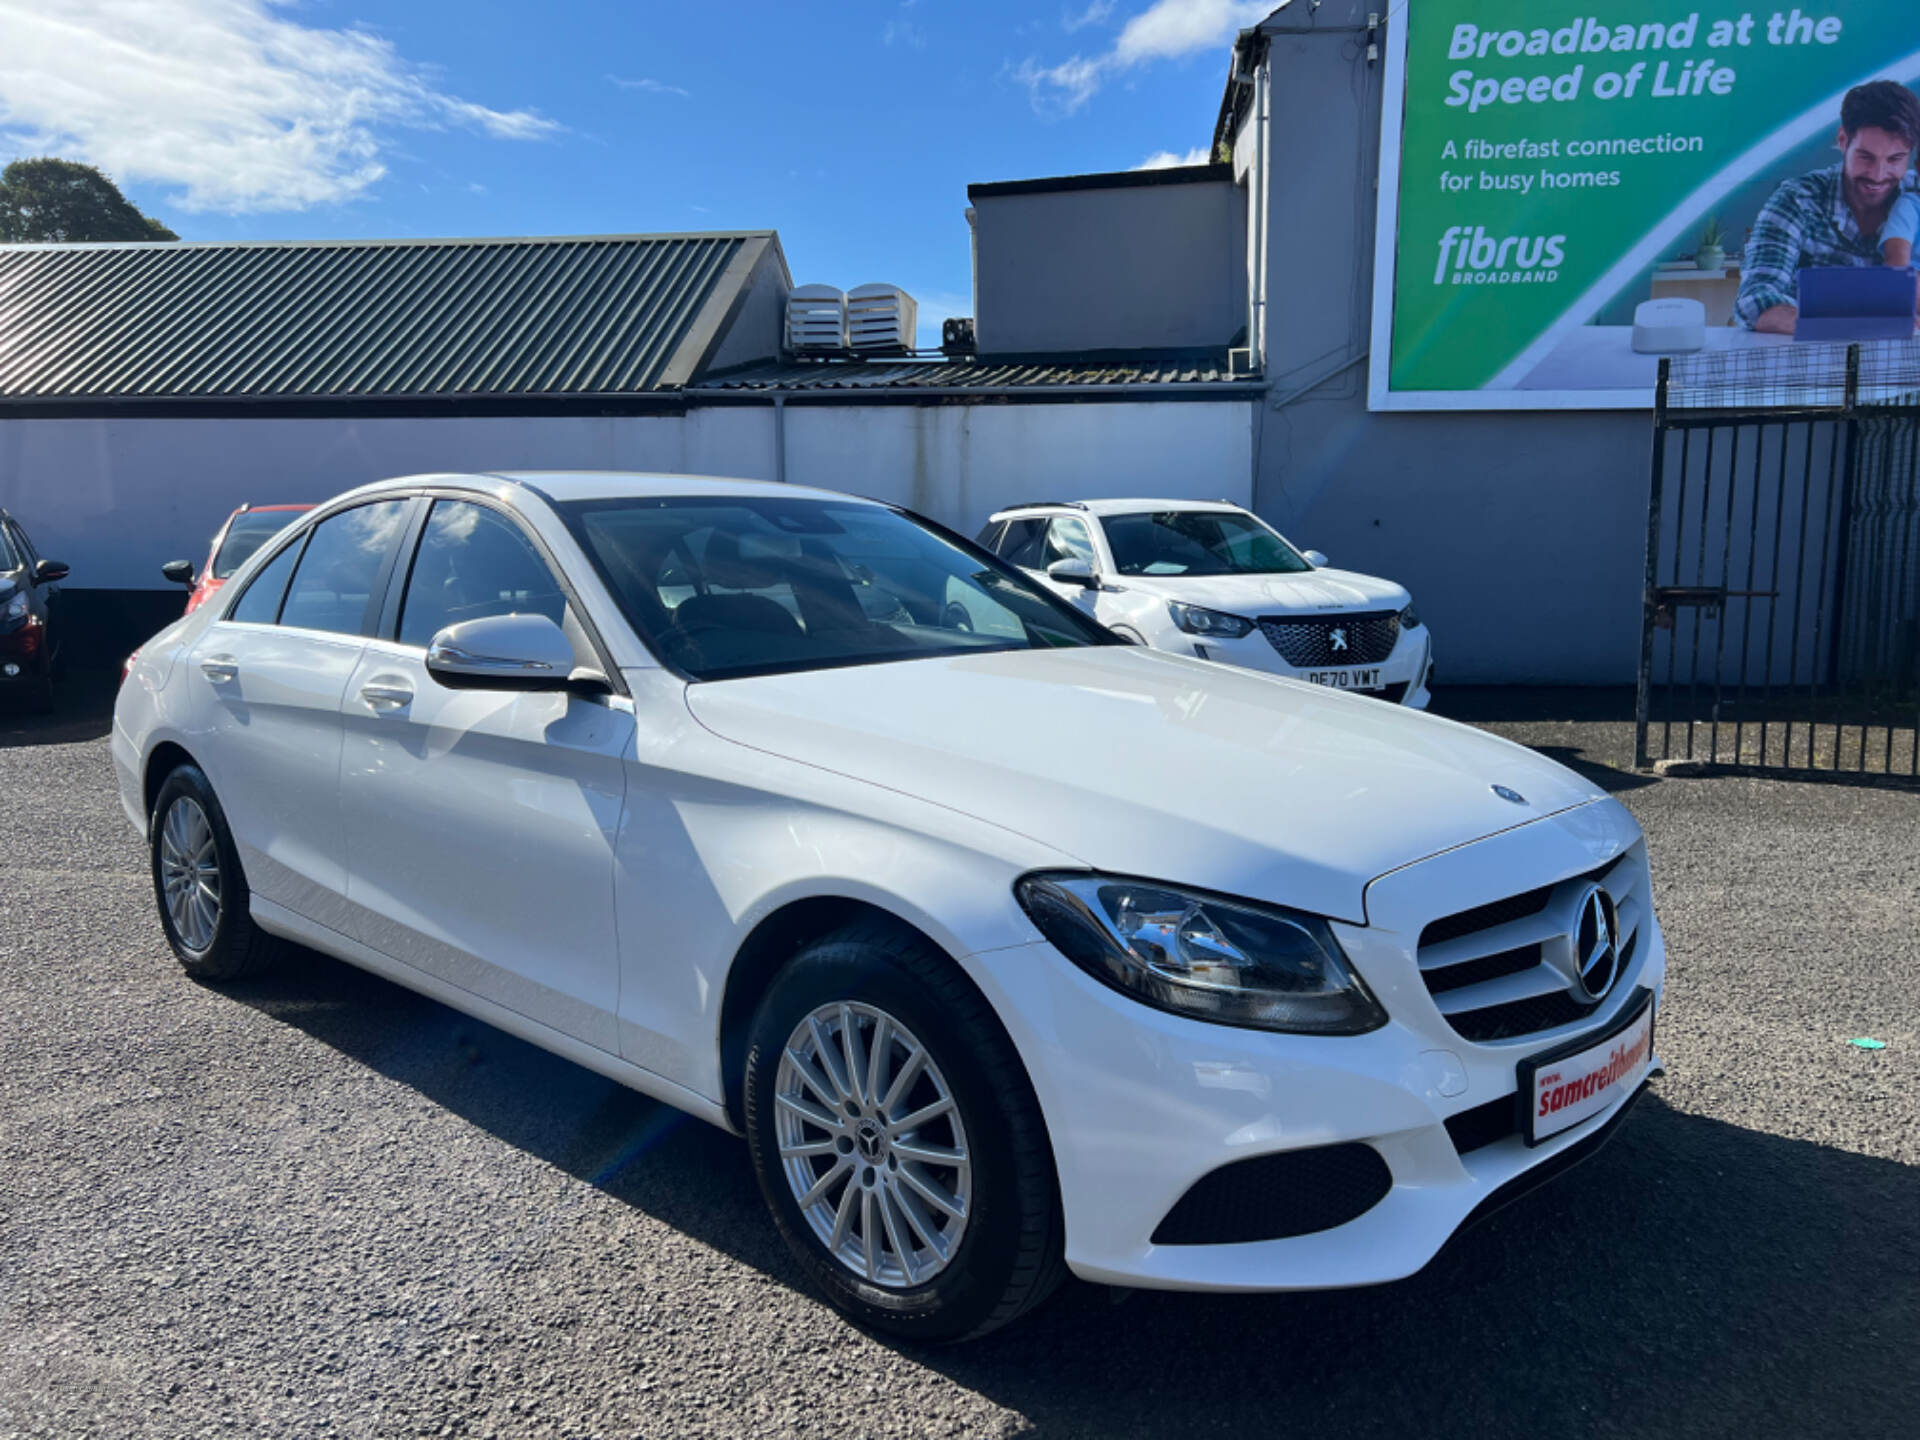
[{"x1": 1369, "y1": 2, "x2": 1920, "y2": 410}]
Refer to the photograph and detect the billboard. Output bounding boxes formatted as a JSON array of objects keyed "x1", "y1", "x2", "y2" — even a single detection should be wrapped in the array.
[{"x1": 1369, "y1": 2, "x2": 1920, "y2": 410}]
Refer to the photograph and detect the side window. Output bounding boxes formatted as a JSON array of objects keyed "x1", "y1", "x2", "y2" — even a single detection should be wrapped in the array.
[
  {"x1": 229, "y1": 536, "x2": 305, "y2": 625},
  {"x1": 280, "y1": 501, "x2": 411, "y2": 637},
  {"x1": 1042, "y1": 516, "x2": 1096, "y2": 568},
  {"x1": 973, "y1": 520, "x2": 1005, "y2": 551},
  {"x1": 997, "y1": 518, "x2": 1048, "y2": 568},
  {"x1": 398, "y1": 500, "x2": 568, "y2": 648}
]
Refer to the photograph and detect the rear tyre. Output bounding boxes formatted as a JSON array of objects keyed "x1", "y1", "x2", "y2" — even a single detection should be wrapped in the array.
[
  {"x1": 149, "y1": 764, "x2": 281, "y2": 982},
  {"x1": 743, "y1": 921, "x2": 1066, "y2": 1343}
]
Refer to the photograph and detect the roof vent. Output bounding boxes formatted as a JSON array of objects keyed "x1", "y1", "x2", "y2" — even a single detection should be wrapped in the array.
[
  {"x1": 787, "y1": 285, "x2": 847, "y2": 353},
  {"x1": 847, "y1": 284, "x2": 917, "y2": 355}
]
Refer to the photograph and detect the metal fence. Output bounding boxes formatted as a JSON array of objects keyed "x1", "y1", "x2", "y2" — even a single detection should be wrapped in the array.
[{"x1": 1635, "y1": 341, "x2": 1920, "y2": 778}]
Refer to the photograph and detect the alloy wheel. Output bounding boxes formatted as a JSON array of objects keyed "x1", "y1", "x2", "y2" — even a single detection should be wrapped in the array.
[
  {"x1": 774, "y1": 1001, "x2": 972, "y2": 1289},
  {"x1": 159, "y1": 796, "x2": 221, "y2": 954}
]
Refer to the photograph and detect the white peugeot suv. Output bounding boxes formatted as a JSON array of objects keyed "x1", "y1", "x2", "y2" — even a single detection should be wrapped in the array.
[
  {"x1": 115, "y1": 472, "x2": 1662, "y2": 1342},
  {"x1": 978, "y1": 499, "x2": 1433, "y2": 706}
]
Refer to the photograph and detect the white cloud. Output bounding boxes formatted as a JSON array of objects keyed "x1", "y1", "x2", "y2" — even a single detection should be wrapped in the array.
[
  {"x1": 608, "y1": 75, "x2": 690, "y2": 98},
  {"x1": 1062, "y1": 1, "x2": 1115, "y2": 32},
  {"x1": 1013, "y1": 0, "x2": 1274, "y2": 114},
  {"x1": 1134, "y1": 146, "x2": 1211, "y2": 169},
  {"x1": 0, "y1": 0, "x2": 560, "y2": 214}
]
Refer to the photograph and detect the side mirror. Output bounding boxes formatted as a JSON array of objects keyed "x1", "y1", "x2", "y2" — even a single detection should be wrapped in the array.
[
  {"x1": 1046, "y1": 557, "x2": 1099, "y2": 588},
  {"x1": 1302, "y1": 550, "x2": 1329, "y2": 568},
  {"x1": 161, "y1": 560, "x2": 195, "y2": 587},
  {"x1": 33, "y1": 558, "x2": 69, "y2": 585},
  {"x1": 426, "y1": 613, "x2": 595, "y2": 693}
]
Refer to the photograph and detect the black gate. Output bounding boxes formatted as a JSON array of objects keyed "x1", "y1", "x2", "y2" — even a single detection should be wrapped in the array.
[{"x1": 1635, "y1": 341, "x2": 1920, "y2": 778}]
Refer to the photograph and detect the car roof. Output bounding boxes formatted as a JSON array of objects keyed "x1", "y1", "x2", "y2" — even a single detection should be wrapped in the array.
[
  {"x1": 989, "y1": 497, "x2": 1247, "y2": 520},
  {"x1": 338, "y1": 471, "x2": 881, "y2": 509}
]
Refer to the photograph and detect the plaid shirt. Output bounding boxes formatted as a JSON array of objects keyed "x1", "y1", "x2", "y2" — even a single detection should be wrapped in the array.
[{"x1": 1735, "y1": 163, "x2": 1920, "y2": 327}]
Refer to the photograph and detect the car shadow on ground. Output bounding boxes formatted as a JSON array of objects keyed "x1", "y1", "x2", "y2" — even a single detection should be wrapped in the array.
[
  {"x1": 230, "y1": 945, "x2": 1919, "y2": 1439},
  {"x1": 0, "y1": 667, "x2": 118, "y2": 747}
]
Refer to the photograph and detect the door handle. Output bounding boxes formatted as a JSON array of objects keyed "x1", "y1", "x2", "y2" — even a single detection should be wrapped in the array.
[
  {"x1": 359, "y1": 681, "x2": 414, "y2": 710},
  {"x1": 199, "y1": 656, "x2": 238, "y2": 684}
]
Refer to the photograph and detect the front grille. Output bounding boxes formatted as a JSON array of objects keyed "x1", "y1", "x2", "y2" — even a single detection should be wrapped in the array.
[
  {"x1": 1448, "y1": 991, "x2": 1601, "y2": 1043},
  {"x1": 1150, "y1": 1143, "x2": 1392, "y2": 1246},
  {"x1": 1416, "y1": 847, "x2": 1650, "y2": 1045},
  {"x1": 1258, "y1": 610, "x2": 1400, "y2": 667},
  {"x1": 1423, "y1": 943, "x2": 1540, "y2": 996},
  {"x1": 1422, "y1": 885, "x2": 1553, "y2": 947}
]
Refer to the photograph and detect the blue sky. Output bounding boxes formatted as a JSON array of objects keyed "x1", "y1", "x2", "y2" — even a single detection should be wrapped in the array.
[{"x1": 0, "y1": 1, "x2": 1272, "y2": 345}]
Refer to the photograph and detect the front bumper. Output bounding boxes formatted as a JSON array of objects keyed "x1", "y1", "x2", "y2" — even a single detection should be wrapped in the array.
[
  {"x1": 964, "y1": 802, "x2": 1663, "y2": 1292},
  {"x1": 1181, "y1": 624, "x2": 1433, "y2": 708}
]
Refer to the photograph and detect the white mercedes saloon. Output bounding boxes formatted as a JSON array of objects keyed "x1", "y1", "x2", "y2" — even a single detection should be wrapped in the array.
[
  {"x1": 114, "y1": 472, "x2": 1664, "y2": 1342},
  {"x1": 977, "y1": 499, "x2": 1433, "y2": 706}
]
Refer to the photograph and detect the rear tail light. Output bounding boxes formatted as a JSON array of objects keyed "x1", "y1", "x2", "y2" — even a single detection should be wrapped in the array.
[{"x1": 121, "y1": 649, "x2": 141, "y2": 683}]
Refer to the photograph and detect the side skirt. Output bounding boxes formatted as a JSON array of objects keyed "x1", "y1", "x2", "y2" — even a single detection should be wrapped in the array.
[{"x1": 251, "y1": 895, "x2": 737, "y2": 1134}]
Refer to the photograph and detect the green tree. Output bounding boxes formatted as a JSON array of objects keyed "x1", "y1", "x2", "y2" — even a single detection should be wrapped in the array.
[{"x1": 0, "y1": 158, "x2": 178, "y2": 243}]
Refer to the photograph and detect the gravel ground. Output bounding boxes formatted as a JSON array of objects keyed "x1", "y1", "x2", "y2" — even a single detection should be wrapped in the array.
[{"x1": 2, "y1": 678, "x2": 1916, "y2": 1439}]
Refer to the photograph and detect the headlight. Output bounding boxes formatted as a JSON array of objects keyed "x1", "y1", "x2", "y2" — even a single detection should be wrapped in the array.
[
  {"x1": 1015, "y1": 874, "x2": 1387, "y2": 1035},
  {"x1": 1399, "y1": 602, "x2": 1420, "y2": 630},
  {"x1": 2, "y1": 591, "x2": 26, "y2": 623},
  {"x1": 1169, "y1": 602, "x2": 1254, "y2": 639}
]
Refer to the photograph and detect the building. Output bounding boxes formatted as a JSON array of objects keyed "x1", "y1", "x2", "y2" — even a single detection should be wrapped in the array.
[{"x1": 0, "y1": 1, "x2": 1655, "y2": 680}]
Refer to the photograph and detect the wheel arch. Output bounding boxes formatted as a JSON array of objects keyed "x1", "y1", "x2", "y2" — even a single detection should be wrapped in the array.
[
  {"x1": 142, "y1": 740, "x2": 200, "y2": 829},
  {"x1": 717, "y1": 895, "x2": 996, "y2": 1134}
]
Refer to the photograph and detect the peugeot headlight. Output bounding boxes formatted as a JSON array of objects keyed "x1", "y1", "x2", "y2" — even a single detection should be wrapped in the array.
[
  {"x1": 2, "y1": 591, "x2": 26, "y2": 624},
  {"x1": 1169, "y1": 602, "x2": 1254, "y2": 639},
  {"x1": 1399, "y1": 602, "x2": 1420, "y2": 630},
  {"x1": 1015, "y1": 874, "x2": 1386, "y2": 1035}
]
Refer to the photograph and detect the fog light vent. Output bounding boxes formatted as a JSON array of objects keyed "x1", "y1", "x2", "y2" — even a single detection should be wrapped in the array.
[{"x1": 1149, "y1": 1143, "x2": 1392, "y2": 1246}]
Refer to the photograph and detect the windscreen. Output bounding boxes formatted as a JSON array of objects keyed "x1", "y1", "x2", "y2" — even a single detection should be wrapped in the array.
[
  {"x1": 561, "y1": 496, "x2": 1118, "y2": 680},
  {"x1": 1102, "y1": 510, "x2": 1312, "y2": 577},
  {"x1": 0, "y1": 524, "x2": 18, "y2": 571},
  {"x1": 214, "y1": 511, "x2": 305, "y2": 579}
]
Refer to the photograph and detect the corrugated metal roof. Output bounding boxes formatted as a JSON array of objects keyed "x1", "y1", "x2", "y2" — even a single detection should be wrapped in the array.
[
  {"x1": 0, "y1": 232, "x2": 777, "y2": 400},
  {"x1": 695, "y1": 353, "x2": 1248, "y2": 392}
]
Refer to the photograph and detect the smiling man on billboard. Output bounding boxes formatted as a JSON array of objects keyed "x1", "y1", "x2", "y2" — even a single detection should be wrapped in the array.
[{"x1": 1733, "y1": 80, "x2": 1920, "y2": 331}]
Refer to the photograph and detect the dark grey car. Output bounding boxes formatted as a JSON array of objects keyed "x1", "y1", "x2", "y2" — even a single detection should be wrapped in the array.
[{"x1": 0, "y1": 509, "x2": 70, "y2": 712}]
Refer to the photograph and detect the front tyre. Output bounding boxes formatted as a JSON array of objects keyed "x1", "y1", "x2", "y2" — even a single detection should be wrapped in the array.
[
  {"x1": 149, "y1": 764, "x2": 281, "y2": 982},
  {"x1": 743, "y1": 922, "x2": 1065, "y2": 1342}
]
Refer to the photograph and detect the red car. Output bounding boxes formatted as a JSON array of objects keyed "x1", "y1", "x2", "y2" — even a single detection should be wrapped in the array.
[{"x1": 164, "y1": 504, "x2": 314, "y2": 614}]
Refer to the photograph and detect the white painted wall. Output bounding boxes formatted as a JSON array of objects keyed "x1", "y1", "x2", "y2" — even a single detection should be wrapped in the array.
[
  {"x1": 0, "y1": 401, "x2": 1254, "y2": 590},
  {"x1": 781, "y1": 401, "x2": 1254, "y2": 535},
  {"x1": 0, "y1": 410, "x2": 774, "y2": 589}
]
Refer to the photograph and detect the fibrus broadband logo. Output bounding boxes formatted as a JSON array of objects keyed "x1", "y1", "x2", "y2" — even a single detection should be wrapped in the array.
[{"x1": 1434, "y1": 226, "x2": 1566, "y2": 285}]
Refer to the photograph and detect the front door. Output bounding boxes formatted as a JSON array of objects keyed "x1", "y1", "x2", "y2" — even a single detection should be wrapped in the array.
[
  {"x1": 335, "y1": 497, "x2": 631, "y2": 1052},
  {"x1": 186, "y1": 499, "x2": 414, "y2": 928},
  {"x1": 1037, "y1": 514, "x2": 1104, "y2": 616}
]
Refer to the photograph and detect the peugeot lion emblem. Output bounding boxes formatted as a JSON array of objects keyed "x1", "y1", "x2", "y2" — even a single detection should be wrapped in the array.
[
  {"x1": 1329, "y1": 627, "x2": 1349, "y2": 653},
  {"x1": 1572, "y1": 884, "x2": 1621, "y2": 1000}
]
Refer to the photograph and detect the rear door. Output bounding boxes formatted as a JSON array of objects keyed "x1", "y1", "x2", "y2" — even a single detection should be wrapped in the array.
[
  {"x1": 334, "y1": 496, "x2": 631, "y2": 1052},
  {"x1": 186, "y1": 498, "x2": 415, "y2": 927}
]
